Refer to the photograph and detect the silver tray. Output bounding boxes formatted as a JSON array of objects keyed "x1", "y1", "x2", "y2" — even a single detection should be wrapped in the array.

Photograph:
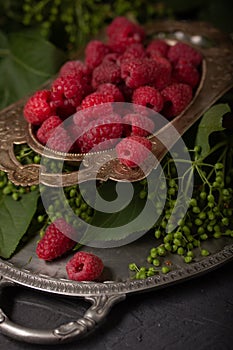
[{"x1": 0, "y1": 20, "x2": 233, "y2": 344}]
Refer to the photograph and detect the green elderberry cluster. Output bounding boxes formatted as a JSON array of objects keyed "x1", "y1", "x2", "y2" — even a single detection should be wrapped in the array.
[{"x1": 129, "y1": 140, "x2": 233, "y2": 279}]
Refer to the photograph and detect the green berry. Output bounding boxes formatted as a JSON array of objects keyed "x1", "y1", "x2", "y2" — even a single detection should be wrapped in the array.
[
  {"x1": 161, "y1": 266, "x2": 170, "y2": 274},
  {"x1": 201, "y1": 249, "x2": 210, "y2": 257}
]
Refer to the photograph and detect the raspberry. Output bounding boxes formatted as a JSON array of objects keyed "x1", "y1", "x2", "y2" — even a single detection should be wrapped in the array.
[
  {"x1": 85, "y1": 40, "x2": 111, "y2": 70},
  {"x1": 36, "y1": 218, "x2": 76, "y2": 261},
  {"x1": 81, "y1": 92, "x2": 115, "y2": 110},
  {"x1": 151, "y1": 56, "x2": 172, "y2": 90},
  {"x1": 167, "y1": 42, "x2": 202, "y2": 67},
  {"x1": 116, "y1": 135, "x2": 152, "y2": 168},
  {"x1": 23, "y1": 90, "x2": 55, "y2": 125},
  {"x1": 46, "y1": 124, "x2": 73, "y2": 152},
  {"x1": 121, "y1": 58, "x2": 157, "y2": 89},
  {"x1": 172, "y1": 59, "x2": 200, "y2": 88},
  {"x1": 92, "y1": 61, "x2": 122, "y2": 89},
  {"x1": 59, "y1": 60, "x2": 90, "y2": 77},
  {"x1": 77, "y1": 113, "x2": 123, "y2": 153},
  {"x1": 36, "y1": 115, "x2": 62, "y2": 145},
  {"x1": 132, "y1": 86, "x2": 164, "y2": 112},
  {"x1": 122, "y1": 113, "x2": 155, "y2": 137},
  {"x1": 161, "y1": 83, "x2": 193, "y2": 119},
  {"x1": 107, "y1": 16, "x2": 145, "y2": 53},
  {"x1": 97, "y1": 83, "x2": 124, "y2": 102},
  {"x1": 146, "y1": 39, "x2": 169, "y2": 58},
  {"x1": 51, "y1": 73, "x2": 89, "y2": 118},
  {"x1": 120, "y1": 43, "x2": 146, "y2": 63},
  {"x1": 66, "y1": 251, "x2": 104, "y2": 281}
]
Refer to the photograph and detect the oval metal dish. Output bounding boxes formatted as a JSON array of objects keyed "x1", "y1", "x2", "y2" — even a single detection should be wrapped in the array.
[
  {"x1": 0, "y1": 20, "x2": 233, "y2": 187},
  {"x1": 0, "y1": 20, "x2": 233, "y2": 344}
]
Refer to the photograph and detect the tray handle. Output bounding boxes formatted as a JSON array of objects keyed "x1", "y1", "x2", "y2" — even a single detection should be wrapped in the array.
[{"x1": 0, "y1": 278, "x2": 126, "y2": 344}]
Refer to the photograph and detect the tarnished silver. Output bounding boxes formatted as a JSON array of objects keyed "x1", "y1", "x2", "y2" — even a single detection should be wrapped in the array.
[
  {"x1": 0, "y1": 21, "x2": 233, "y2": 344},
  {"x1": 0, "y1": 21, "x2": 233, "y2": 186}
]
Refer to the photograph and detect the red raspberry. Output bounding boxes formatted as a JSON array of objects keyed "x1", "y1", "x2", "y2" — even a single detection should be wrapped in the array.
[
  {"x1": 59, "y1": 60, "x2": 90, "y2": 77},
  {"x1": 132, "y1": 86, "x2": 164, "y2": 112},
  {"x1": 146, "y1": 39, "x2": 169, "y2": 58},
  {"x1": 46, "y1": 124, "x2": 73, "y2": 152},
  {"x1": 120, "y1": 43, "x2": 146, "y2": 63},
  {"x1": 116, "y1": 135, "x2": 152, "y2": 168},
  {"x1": 167, "y1": 42, "x2": 202, "y2": 67},
  {"x1": 36, "y1": 115, "x2": 62, "y2": 145},
  {"x1": 97, "y1": 83, "x2": 124, "y2": 102},
  {"x1": 66, "y1": 251, "x2": 104, "y2": 281},
  {"x1": 36, "y1": 218, "x2": 76, "y2": 261},
  {"x1": 172, "y1": 59, "x2": 200, "y2": 88},
  {"x1": 51, "y1": 73, "x2": 90, "y2": 118},
  {"x1": 23, "y1": 90, "x2": 55, "y2": 125},
  {"x1": 85, "y1": 40, "x2": 111, "y2": 70},
  {"x1": 77, "y1": 113, "x2": 123, "y2": 153},
  {"x1": 107, "y1": 16, "x2": 145, "y2": 53},
  {"x1": 121, "y1": 58, "x2": 157, "y2": 89},
  {"x1": 161, "y1": 83, "x2": 193, "y2": 119},
  {"x1": 122, "y1": 113, "x2": 155, "y2": 137},
  {"x1": 150, "y1": 55, "x2": 172, "y2": 90},
  {"x1": 92, "y1": 61, "x2": 122, "y2": 89},
  {"x1": 81, "y1": 92, "x2": 115, "y2": 110}
]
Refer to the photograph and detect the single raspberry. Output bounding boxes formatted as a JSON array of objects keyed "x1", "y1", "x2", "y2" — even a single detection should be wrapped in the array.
[
  {"x1": 36, "y1": 218, "x2": 76, "y2": 261},
  {"x1": 122, "y1": 113, "x2": 155, "y2": 137},
  {"x1": 132, "y1": 86, "x2": 164, "y2": 112},
  {"x1": 59, "y1": 60, "x2": 90, "y2": 77},
  {"x1": 151, "y1": 56, "x2": 172, "y2": 90},
  {"x1": 161, "y1": 83, "x2": 193, "y2": 119},
  {"x1": 81, "y1": 92, "x2": 115, "y2": 110},
  {"x1": 120, "y1": 43, "x2": 146, "y2": 63},
  {"x1": 121, "y1": 58, "x2": 157, "y2": 89},
  {"x1": 85, "y1": 40, "x2": 111, "y2": 70},
  {"x1": 116, "y1": 135, "x2": 152, "y2": 168},
  {"x1": 77, "y1": 113, "x2": 123, "y2": 153},
  {"x1": 146, "y1": 39, "x2": 169, "y2": 58},
  {"x1": 97, "y1": 83, "x2": 124, "y2": 102},
  {"x1": 23, "y1": 90, "x2": 55, "y2": 125},
  {"x1": 46, "y1": 124, "x2": 73, "y2": 152},
  {"x1": 66, "y1": 251, "x2": 104, "y2": 281},
  {"x1": 172, "y1": 59, "x2": 200, "y2": 88},
  {"x1": 167, "y1": 42, "x2": 202, "y2": 67},
  {"x1": 51, "y1": 73, "x2": 91, "y2": 118},
  {"x1": 36, "y1": 115, "x2": 62, "y2": 145},
  {"x1": 107, "y1": 16, "x2": 145, "y2": 53},
  {"x1": 92, "y1": 61, "x2": 122, "y2": 89}
]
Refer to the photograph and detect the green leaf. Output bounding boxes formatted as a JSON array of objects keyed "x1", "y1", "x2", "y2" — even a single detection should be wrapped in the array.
[
  {"x1": 81, "y1": 181, "x2": 157, "y2": 246},
  {"x1": 0, "y1": 190, "x2": 39, "y2": 259},
  {"x1": 195, "y1": 104, "x2": 231, "y2": 159},
  {"x1": 0, "y1": 30, "x2": 66, "y2": 109}
]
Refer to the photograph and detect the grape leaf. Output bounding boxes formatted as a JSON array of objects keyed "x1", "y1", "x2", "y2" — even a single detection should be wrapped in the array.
[
  {"x1": 0, "y1": 190, "x2": 40, "y2": 259},
  {"x1": 0, "y1": 29, "x2": 66, "y2": 109},
  {"x1": 195, "y1": 104, "x2": 231, "y2": 159},
  {"x1": 81, "y1": 181, "x2": 157, "y2": 247}
]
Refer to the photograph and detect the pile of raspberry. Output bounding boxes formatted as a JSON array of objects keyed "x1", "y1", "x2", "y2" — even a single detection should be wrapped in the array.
[{"x1": 23, "y1": 16, "x2": 202, "y2": 168}]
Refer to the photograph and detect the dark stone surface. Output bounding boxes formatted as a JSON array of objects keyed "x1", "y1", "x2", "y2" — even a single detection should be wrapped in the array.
[{"x1": 0, "y1": 260, "x2": 233, "y2": 350}]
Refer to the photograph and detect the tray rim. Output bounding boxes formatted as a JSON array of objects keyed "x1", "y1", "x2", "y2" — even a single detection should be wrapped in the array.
[{"x1": 1, "y1": 242, "x2": 233, "y2": 297}]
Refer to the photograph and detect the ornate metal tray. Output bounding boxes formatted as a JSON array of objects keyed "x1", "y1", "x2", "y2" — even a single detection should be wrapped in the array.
[{"x1": 0, "y1": 21, "x2": 233, "y2": 344}]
